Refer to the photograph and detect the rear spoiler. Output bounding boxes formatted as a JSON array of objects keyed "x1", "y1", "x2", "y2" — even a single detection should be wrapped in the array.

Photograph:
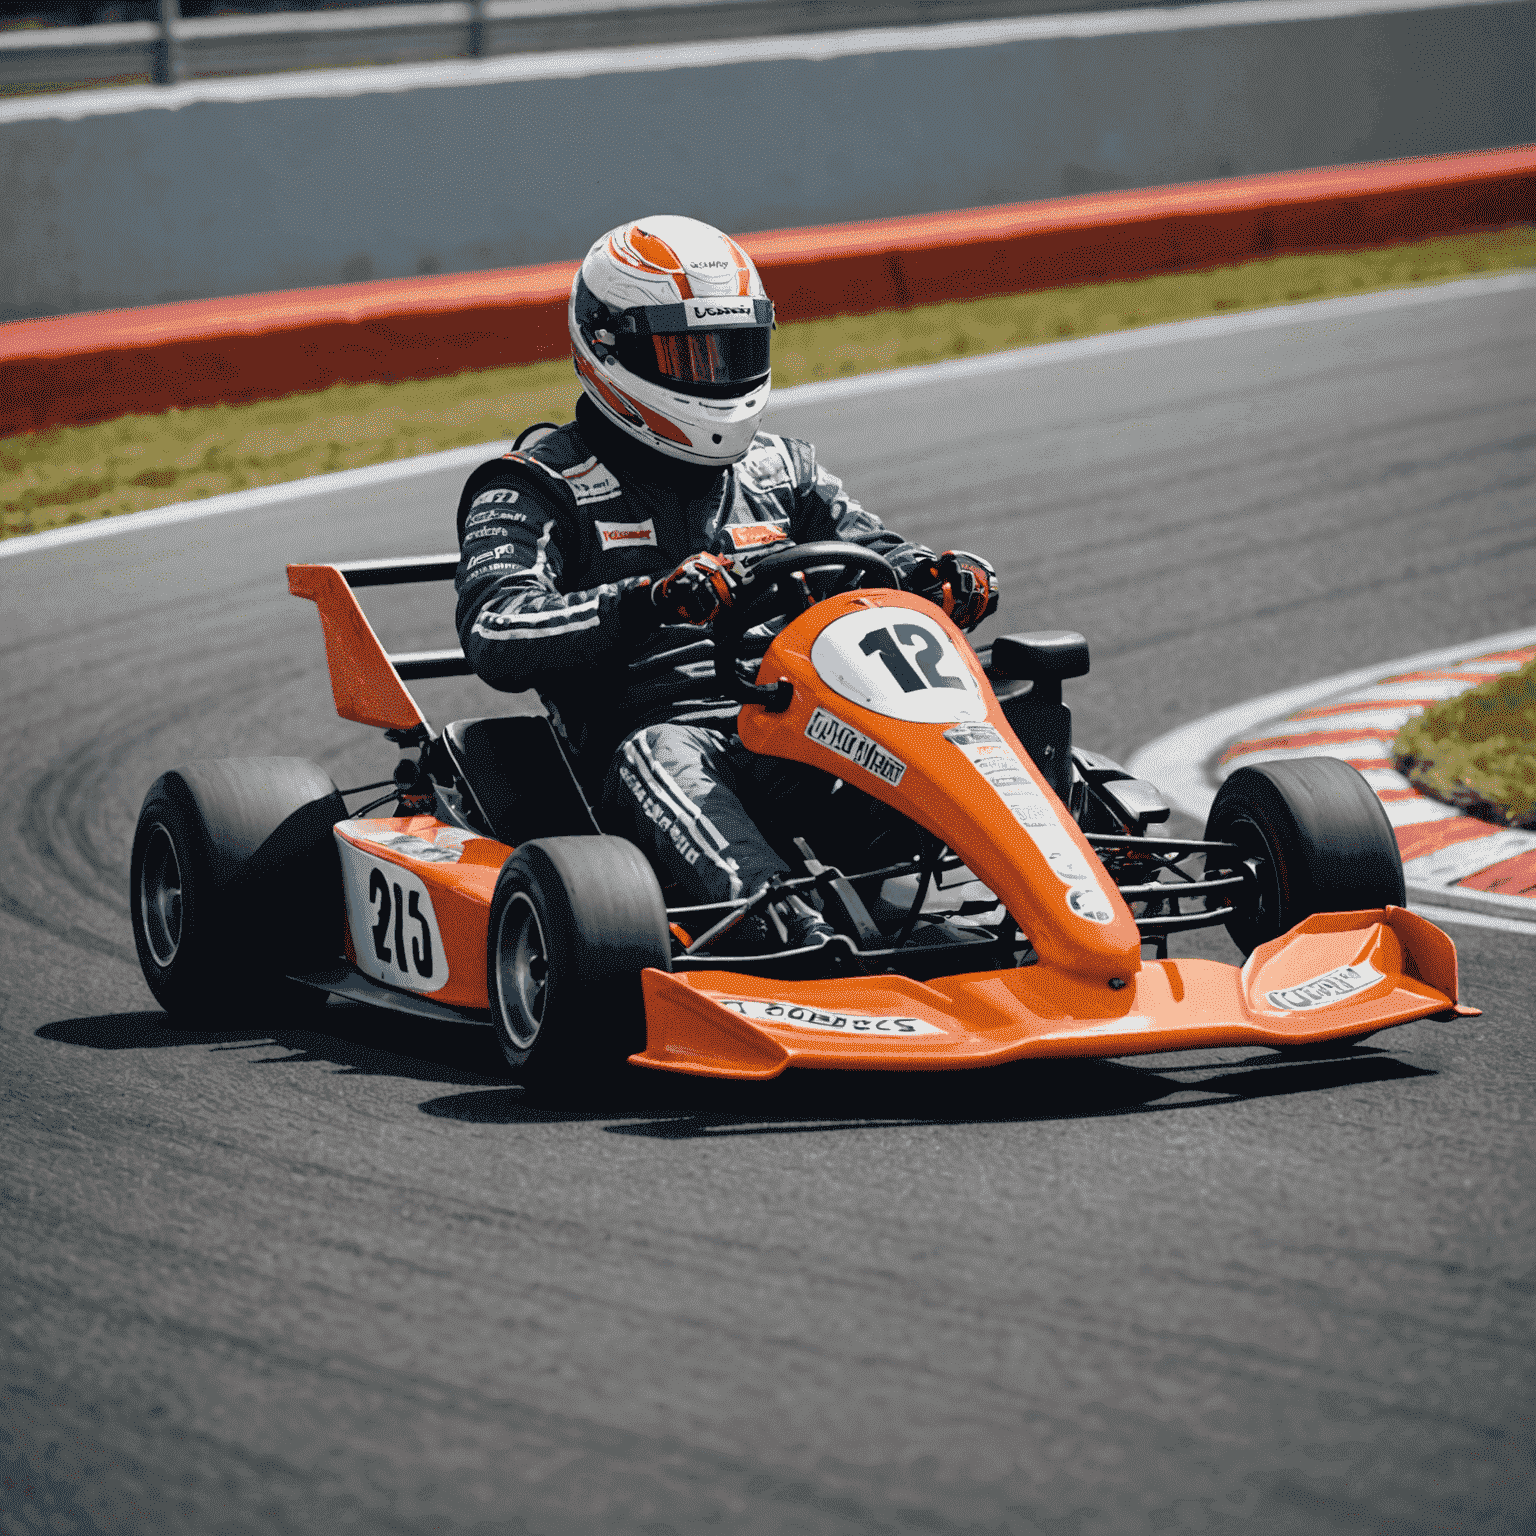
[{"x1": 287, "y1": 554, "x2": 471, "y2": 737}]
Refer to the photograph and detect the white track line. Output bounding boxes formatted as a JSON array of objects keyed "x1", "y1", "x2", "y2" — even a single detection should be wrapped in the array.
[
  {"x1": 1410, "y1": 903, "x2": 1536, "y2": 938},
  {"x1": 6, "y1": 268, "x2": 1532, "y2": 564}
]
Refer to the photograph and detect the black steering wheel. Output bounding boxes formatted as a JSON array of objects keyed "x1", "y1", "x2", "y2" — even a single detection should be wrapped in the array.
[{"x1": 712, "y1": 541, "x2": 899, "y2": 709}]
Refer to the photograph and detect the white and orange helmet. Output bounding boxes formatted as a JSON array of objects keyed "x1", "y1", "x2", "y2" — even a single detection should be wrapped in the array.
[{"x1": 569, "y1": 215, "x2": 774, "y2": 467}]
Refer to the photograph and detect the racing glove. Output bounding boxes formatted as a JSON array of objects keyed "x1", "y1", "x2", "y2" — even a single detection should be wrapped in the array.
[
  {"x1": 905, "y1": 549, "x2": 1000, "y2": 631},
  {"x1": 649, "y1": 550, "x2": 739, "y2": 626}
]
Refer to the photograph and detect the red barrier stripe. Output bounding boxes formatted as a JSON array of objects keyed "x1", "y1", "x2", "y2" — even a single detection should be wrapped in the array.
[
  {"x1": 1220, "y1": 728, "x2": 1393, "y2": 763},
  {"x1": 1457, "y1": 848, "x2": 1536, "y2": 896},
  {"x1": 1289, "y1": 700, "x2": 1434, "y2": 719},
  {"x1": 2, "y1": 144, "x2": 1533, "y2": 436},
  {"x1": 1395, "y1": 817, "x2": 1505, "y2": 863}
]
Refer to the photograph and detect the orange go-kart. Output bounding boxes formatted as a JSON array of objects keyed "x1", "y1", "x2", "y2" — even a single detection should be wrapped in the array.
[{"x1": 129, "y1": 540, "x2": 1474, "y2": 1087}]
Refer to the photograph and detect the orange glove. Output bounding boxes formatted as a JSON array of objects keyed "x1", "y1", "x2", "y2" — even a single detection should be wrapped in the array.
[
  {"x1": 652, "y1": 550, "x2": 739, "y2": 626},
  {"x1": 908, "y1": 549, "x2": 999, "y2": 630}
]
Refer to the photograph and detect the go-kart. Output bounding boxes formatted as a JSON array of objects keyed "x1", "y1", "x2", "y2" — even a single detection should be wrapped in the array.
[{"x1": 129, "y1": 539, "x2": 1475, "y2": 1086}]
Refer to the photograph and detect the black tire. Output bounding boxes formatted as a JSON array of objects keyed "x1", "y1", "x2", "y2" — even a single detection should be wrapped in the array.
[
  {"x1": 486, "y1": 835, "x2": 671, "y2": 1087},
  {"x1": 129, "y1": 758, "x2": 346, "y2": 1024},
  {"x1": 1205, "y1": 757, "x2": 1406, "y2": 955}
]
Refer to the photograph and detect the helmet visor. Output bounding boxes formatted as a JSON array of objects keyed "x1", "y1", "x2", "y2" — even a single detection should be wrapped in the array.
[{"x1": 614, "y1": 325, "x2": 770, "y2": 397}]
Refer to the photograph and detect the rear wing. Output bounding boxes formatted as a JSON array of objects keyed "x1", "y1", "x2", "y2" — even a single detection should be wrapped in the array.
[{"x1": 287, "y1": 555, "x2": 471, "y2": 737}]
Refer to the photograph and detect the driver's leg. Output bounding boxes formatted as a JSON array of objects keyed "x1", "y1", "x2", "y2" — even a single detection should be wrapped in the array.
[{"x1": 603, "y1": 723, "x2": 787, "y2": 908}]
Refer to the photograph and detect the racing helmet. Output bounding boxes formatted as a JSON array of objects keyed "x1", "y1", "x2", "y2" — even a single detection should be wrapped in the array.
[{"x1": 568, "y1": 215, "x2": 773, "y2": 467}]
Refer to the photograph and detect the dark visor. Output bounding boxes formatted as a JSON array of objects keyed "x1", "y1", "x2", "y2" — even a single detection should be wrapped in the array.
[{"x1": 613, "y1": 326, "x2": 770, "y2": 396}]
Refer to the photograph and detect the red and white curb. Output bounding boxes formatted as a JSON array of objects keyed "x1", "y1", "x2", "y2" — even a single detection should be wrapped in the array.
[{"x1": 1128, "y1": 628, "x2": 1536, "y2": 938}]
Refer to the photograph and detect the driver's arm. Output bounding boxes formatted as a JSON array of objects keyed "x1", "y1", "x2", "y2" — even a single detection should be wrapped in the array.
[
  {"x1": 453, "y1": 469, "x2": 652, "y2": 693},
  {"x1": 781, "y1": 436, "x2": 998, "y2": 631},
  {"x1": 781, "y1": 439, "x2": 938, "y2": 587}
]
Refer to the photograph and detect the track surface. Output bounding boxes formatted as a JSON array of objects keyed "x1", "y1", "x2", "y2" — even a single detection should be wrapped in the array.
[{"x1": 3, "y1": 287, "x2": 1534, "y2": 1535}]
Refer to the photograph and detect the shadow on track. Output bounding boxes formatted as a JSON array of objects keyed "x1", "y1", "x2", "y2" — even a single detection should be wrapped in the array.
[
  {"x1": 36, "y1": 1004, "x2": 506, "y2": 1085},
  {"x1": 421, "y1": 1047, "x2": 1433, "y2": 1135},
  {"x1": 37, "y1": 1011, "x2": 1434, "y2": 1131}
]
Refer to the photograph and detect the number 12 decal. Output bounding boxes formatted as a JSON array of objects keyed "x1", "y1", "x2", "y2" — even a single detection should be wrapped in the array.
[
  {"x1": 368, "y1": 866, "x2": 435, "y2": 980},
  {"x1": 859, "y1": 623, "x2": 967, "y2": 693}
]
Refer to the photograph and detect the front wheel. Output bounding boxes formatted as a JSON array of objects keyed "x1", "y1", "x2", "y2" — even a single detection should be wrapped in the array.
[
  {"x1": 1205, "y1": 757, "x2": 1405, "y2": 955},
  {"x1": 487, "y1": 836, "x2": 671, "y2": 1087}
]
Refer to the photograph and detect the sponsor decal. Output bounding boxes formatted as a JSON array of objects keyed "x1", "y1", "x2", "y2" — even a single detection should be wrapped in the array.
[
  {"x1": 469, "y1": 488, "x2": 519, "y2": 512},
  {"x1": 1065, "y1": 884, "x2": 1115, "y2": 925},
  {"x1": 726, "y1": 522, "x2": 788, "y2": 551},
  {"x1": 595, "y1": 518, "x2": 658, "y2": 549},
  {"x1": 466, "y1": 543, "x2": 517, "y2": 570},
  {"x1": 562, "y1": 456, "x2": 622, "y2": 505},
  {"x1": 942, "y1": 723, "x2": 1000, "y2": 748},
  {"x1": 688, "y1": 258, "x2": 731, "y2": 270},
  {"x1": 339, "y1": 821, "x2": 480, "y2": 865},
  {"x1": 462, "y1": 523, "x2": 511, "y2": 542},
  {"x1": 804, "y1": 707, "x2": 907, "y2": 786},
  {"x1": 334, "y1": 829, "x2": 451, "y2": 993},
  {"x1": 685, "y1": 300, "x2": 756, "y2": 328},
  {"x1": 1265, "y1": 962, "x2": 1386, "y2": 1012},
  {"x1": 943, "y1": 724, "x2": 1095, "y2": 887},
  {"x1": 720, "y1": 998, "x2": 941, "y2": 1037}
]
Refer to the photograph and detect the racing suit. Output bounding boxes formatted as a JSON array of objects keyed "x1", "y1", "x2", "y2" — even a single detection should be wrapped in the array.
[{"x1": 454, "y1": 394, "x2": 939, "y2": 908}]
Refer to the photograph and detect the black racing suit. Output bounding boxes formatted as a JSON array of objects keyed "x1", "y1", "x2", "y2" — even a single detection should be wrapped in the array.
[{"x1": 454, "y1": 395, "x2": 937, "y2": 906}]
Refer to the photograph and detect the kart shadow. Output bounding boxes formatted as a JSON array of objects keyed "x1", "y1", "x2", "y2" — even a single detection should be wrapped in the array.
[
  {"x1": 39, "y1": 1013, "x2": 1434, "y2": 1128},
  {"x1": 37, "y1": 1004, "x2": 507, "y2": 1086},
  {"x1": 420, "y1": 1045, "x2": 1433, "y2": 1133}
]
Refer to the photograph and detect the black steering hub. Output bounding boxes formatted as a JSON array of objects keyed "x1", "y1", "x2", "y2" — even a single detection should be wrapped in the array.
[{"x1": 712, "y1": 541, "x2": 899, "y2": 709}]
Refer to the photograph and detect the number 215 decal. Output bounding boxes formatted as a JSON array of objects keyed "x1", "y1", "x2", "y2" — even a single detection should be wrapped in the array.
[
  {"x1": 369, "y1": 866, "x2": 434, "y2": 980},
  {"x1": 335, "y1": 836, "x2": 452, "y2": 993}
]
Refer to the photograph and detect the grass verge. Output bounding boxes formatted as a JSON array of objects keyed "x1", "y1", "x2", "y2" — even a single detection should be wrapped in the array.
[
  {"x1": 1393, "y1": 656, "x2": 1536, "y2": 828},
  {"x1": 4, "y1": 225, "x2": 1534, "y2": 542}
]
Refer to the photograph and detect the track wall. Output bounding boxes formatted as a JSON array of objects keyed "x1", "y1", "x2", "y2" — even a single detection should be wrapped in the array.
[{"x1": 2, "y1": 0, "x2": 1533, "y2": 320}]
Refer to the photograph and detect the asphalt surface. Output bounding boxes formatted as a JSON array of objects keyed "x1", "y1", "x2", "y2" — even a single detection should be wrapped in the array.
[{"x1": 3, "y1": 284, "x2": 1534, "y2": 1536}]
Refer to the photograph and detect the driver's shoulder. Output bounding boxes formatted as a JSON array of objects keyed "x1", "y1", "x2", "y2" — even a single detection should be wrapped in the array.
[
  {"x1": 735, "y1": 431, "x2": 815, "y2": 491},
  {"x1": 456, "y1": 421, "x2": 607, "y2": 539}
]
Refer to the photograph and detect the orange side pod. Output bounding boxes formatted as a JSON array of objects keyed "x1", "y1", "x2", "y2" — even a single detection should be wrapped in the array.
[{"x1": 287, "y1": 563, "x2": 426, "y2": 734}]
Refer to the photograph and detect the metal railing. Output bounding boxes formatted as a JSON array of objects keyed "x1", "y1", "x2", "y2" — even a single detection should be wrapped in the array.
[{"x1": 0, "y1": 0, "x2": 1203, "y2": 91}]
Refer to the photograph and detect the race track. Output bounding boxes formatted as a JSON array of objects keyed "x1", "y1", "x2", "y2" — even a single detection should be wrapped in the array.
[{"x1": 3, "y1": 281, "x2": 1534, "y2": 1535}]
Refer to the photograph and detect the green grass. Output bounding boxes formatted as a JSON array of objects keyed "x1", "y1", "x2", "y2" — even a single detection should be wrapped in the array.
[
  {"x1": 4, "y1": 225, "x2": 1534, "y2": 542},
  {"x1": 1393, "y1": 656, "x2": 1536, "y2": 827}
]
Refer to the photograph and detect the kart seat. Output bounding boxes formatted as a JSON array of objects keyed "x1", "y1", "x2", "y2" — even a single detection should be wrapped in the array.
[{"x1": 443, "y1": 716, "x2": 600, "y2": 847}]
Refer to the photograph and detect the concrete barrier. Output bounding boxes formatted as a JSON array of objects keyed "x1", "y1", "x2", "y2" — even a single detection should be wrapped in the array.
[
  {"x1": 1, "y1": 0, "x2": 1532, "y2": 322},
  {"x1": 3, "y1": 145, "x2": 1533, "y2": 436}
]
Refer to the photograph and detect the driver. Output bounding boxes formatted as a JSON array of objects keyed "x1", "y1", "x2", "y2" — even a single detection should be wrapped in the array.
[{"x1": 454, "y1": 215, "x2": 998, "y2": 951}]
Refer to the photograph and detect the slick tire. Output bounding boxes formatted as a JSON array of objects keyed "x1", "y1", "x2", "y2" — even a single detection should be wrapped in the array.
[
  {"x1": 130, "y1": 758, "x2": 346, "y2": 1025},
  {"x1": 487, "y1": 836, "x2": 671, "y2": 1091},
  {"x1": 1205, "y1": 756, "x2": 1406, "y2": 956}
]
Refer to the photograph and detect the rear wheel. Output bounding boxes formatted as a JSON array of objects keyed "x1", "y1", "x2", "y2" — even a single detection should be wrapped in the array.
[
  {"x1": 129, "y1": 758, "x2": 345, "y2": 1024},
  {"x1": 487, "y1": 836, "x2": 671, "y2": 1088},
  {"x1": 1205, "y1": 757, "x2": 1405, "y2": 955}
]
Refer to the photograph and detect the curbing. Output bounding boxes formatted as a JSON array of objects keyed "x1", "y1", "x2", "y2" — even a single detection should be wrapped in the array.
[
  {"x1": 2, "y1": 144, "x2": 1534, "y2": 437},
  {"x1": 1128, "y1": 629, "x2": 1536, "y2": 929}
]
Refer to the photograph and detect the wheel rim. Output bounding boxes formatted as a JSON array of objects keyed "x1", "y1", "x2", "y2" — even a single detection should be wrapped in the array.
[
  {"x1": 139, "y1": 822, "x2": 183, "y2": 969},
  {"x1": 494, "y1": 893, "x2": 548, "y2": 1051},
  {"x1": 1226, "y1": 813, "x2": 1282, "y2": 940}
]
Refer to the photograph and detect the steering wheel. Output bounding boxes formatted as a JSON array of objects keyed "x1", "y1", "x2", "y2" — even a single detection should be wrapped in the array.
[{"x1": 712, "y1": 541, "x2": 899, "y2": 709}]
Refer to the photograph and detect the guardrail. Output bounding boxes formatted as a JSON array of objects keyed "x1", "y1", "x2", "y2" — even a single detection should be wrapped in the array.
[
  {"x1": 0, "y1": 0, "x2": 1187, "y2": 89},
  {"x1": 3, "y1": 145, "x2": 1532, "y2": 437}
]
